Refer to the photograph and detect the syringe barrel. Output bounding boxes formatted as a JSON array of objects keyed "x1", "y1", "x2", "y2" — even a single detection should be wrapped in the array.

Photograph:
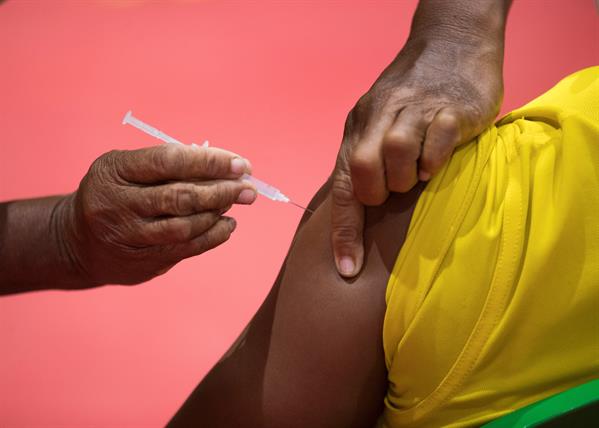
[
  {"x1": 123, "y1": 111, "x2": 184, "y2": 145},
  {"x1": 242, "y1": 173, "x2": 289, "y2": 202}
]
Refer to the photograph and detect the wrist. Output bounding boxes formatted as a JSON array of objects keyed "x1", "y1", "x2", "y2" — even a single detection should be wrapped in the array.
[
  {"x1": 52, "y1": 193, "x2": 98, "y2": 289},
  {"x1": 401, "y1": 33, "x2": 505, "y2": 77},
  {"x1": 408, "y1": 0, "x2": 510, "y2": 49}
]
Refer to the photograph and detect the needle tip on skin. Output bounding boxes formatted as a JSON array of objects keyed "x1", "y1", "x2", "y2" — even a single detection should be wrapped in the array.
[{"x1": 289, "y1": 200, "x2": 314, "y2": 214}]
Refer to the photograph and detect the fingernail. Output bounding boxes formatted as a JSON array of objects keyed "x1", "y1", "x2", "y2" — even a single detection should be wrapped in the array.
[
  {"x1": 236, "y1": 188, "x2": 257, "y2": 204},
  {"x1": 337, "y1": 256, "x2": 355, "y2": 277},
  {"x1": 227, "y1": 217, "x2": 237, "y2": 231},
  {"x1": 244, "y1": 158, "x2": 253, "y2": 174},
  {"x1": 419, "y1": 171, "x2": 431, "y2": 181},
  {"x1": 231, "y1": 157, "x2": 247, "y2": 175}
]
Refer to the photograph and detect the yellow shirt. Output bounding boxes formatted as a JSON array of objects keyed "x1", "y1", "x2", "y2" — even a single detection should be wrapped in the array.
[{"x1": 382, "y1": 66, "x2": 599, "y2": 427}]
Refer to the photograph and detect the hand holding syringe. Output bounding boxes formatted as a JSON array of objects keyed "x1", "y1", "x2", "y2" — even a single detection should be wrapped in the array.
[{"x1": 122, "y1": 111, "x2": 311, "y2": 212}]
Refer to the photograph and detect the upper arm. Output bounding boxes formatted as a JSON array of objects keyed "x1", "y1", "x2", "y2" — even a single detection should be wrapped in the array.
[{"x1": 168, "y1": 182, "x2": 422, "y2": 428}]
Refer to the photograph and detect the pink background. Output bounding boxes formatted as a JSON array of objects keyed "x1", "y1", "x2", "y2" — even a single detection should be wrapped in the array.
[{"x1": 1, "y1": 1, "x2": 597, "y2": 426}]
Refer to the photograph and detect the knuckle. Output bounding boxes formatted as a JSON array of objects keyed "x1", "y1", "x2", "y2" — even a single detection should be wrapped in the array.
[
  {"x1": 439, "y1": 111, "x2": 460, "y2": 130},
  {"x1": 149, "y1": 218, "x2": 192, "y2": 243},
  {"x1": 435, "y1": 112, "x2": 461, "y2": 141},
  {"x1": 154, "y1": 219, "x2": 174, "y2": 241},
  {"x1": 349, "y1": 149, "x2": 379, "y2": 177},
  {"x1": 190, "y1": 222, "x2": 229, "y2": 254},
  {"x1": 201, "y1": 185, "x2": 226, "y2": 209},
  {"x1": 95, "y1": 149, "x2": 118, "y2": 168},
  {"x1": 155, "y1": 145, "x2": 186, "y2": 176},
  {"x1": 195, "y1": 183, "x2": 232, "y2": 211},
  {"x1": 159, "y1": 184, "x2": 194, "y2": 215},
  {"x1": 331, "y1": 226, "x2": 360, "y2": 246},
  {"x1": 170, "y1": 219, "x2": 193, "y2": 242},
  {"x1": 199, "y1": 150, "x2": 225, "y2": 177},
  {"x1": 331, "y1": 176, "x2": 355, "y2": 208},
  {"x1": 201, "y1": 152, "x2": 217, "y2": 176},
  {"x1": 90, "y1": 150, "x2": 119, "y2": 181},
  {"x1": 175, "y1": 187, "x2": 193, "y2": 214},
  {"x1": 154, "y1": 190, "x2": 169, "y2": 214},
  {"x1": 205, "y1": 190, "x2": 220, "y2": 208},
  {"x1": 157, "y1": 187, "x2": 175, "y2": 213},
  {"x1": 383, "y1": 130, "x2": 421, "y2": 160},
  {"x1": 217, "y1": 182, "x2": 239, "y2": 205},
  {"x1": 89, "y1": 152, "x2": 108, "y2": 174},
  {"x1": 188, "y1": 235, "x2": 208, "y2": 255},
  {"x1": 196, "y1": 212, "x2": 217, "y2": 231}
]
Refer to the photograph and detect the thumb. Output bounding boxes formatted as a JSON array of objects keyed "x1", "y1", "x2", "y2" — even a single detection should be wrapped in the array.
[{"x1": 331, "y1": 169, "x2": 365, "y2": 277}]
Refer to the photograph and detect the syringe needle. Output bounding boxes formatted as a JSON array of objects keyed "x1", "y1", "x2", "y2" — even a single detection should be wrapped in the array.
[{"x1": 289, "y1": 200, "x2": 314, "y2": 214}]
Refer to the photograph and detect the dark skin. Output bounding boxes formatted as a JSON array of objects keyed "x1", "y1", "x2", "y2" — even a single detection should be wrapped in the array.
[
  {"x1": 0, "y1": 144, "x2": 256, "y2": 295},
  {"x1": 2, "y1": 0, "x2": 514, "y2": 420},
  {"x1": 169, "y1": 2, "x2": 514, "y2": 423},
  {"x1": 1, "y1": 0, "x2": 513, "y2": 422},
  {"x1": 1, "y1": 0, "x2": 510, "y2": 295},
  {"x1": 168, "y1": 179, "x2": 424, "y2": 427},
  {"x1": 331, "y1": 0, "x2": 512, "y2": 277}
]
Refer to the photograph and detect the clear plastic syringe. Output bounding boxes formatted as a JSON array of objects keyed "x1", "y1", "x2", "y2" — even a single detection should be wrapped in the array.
[
  {"x1": 122, "y1": 110, "x2": 185, "y2": 146},
  {"x1": 122, "y1": 111, "x2": 311, "y2": 212}
]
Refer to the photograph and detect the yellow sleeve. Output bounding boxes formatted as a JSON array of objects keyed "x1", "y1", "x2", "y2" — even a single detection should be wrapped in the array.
[{"x1": 382, "y1": 66, "x2": 599, "y2": 427}]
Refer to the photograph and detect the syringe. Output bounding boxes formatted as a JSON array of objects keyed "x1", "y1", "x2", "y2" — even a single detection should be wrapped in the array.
[
  {"x1": 122, "y1": 111, "x2": 312, "y2": 212},
  {"x1": 122, "y1": 110, "x2": 185, "y2": 146}
]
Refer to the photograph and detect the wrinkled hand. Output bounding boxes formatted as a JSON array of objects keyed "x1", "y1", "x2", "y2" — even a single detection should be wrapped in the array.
[
  {"x1": 331, "y1": 36, "x2": 504, "y2": 277},
  {"x1": 61, "y1": 144, "x2": 256, "y2": 286}
]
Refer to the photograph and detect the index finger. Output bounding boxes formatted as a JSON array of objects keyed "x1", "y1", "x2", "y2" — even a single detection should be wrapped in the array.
[
  {"x1": 331, "y1": 169, "x2": 365, "y2": 277},
  {"x1": 348, "y1": 111, "x2": 395, "y2": 206},
  {"x1": 114, "y1": 144, "x2": 251, "y2": 184}
]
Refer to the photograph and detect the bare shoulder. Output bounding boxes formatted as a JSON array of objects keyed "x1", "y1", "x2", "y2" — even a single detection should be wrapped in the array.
[{"x1": 168, "y1": 183, "x2": 423, "y2": 428}]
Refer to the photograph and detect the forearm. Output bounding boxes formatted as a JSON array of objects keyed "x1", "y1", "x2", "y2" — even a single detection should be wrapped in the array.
[
  {"x1": 410, "y1": 0, "x2": 512, "y2": 43},
  {"x1": 0, "y1": 194, "x2": 91, "y2": 295},
  {"x1": 402, "y1": 0, "x2": 512, "y2": 81}
]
